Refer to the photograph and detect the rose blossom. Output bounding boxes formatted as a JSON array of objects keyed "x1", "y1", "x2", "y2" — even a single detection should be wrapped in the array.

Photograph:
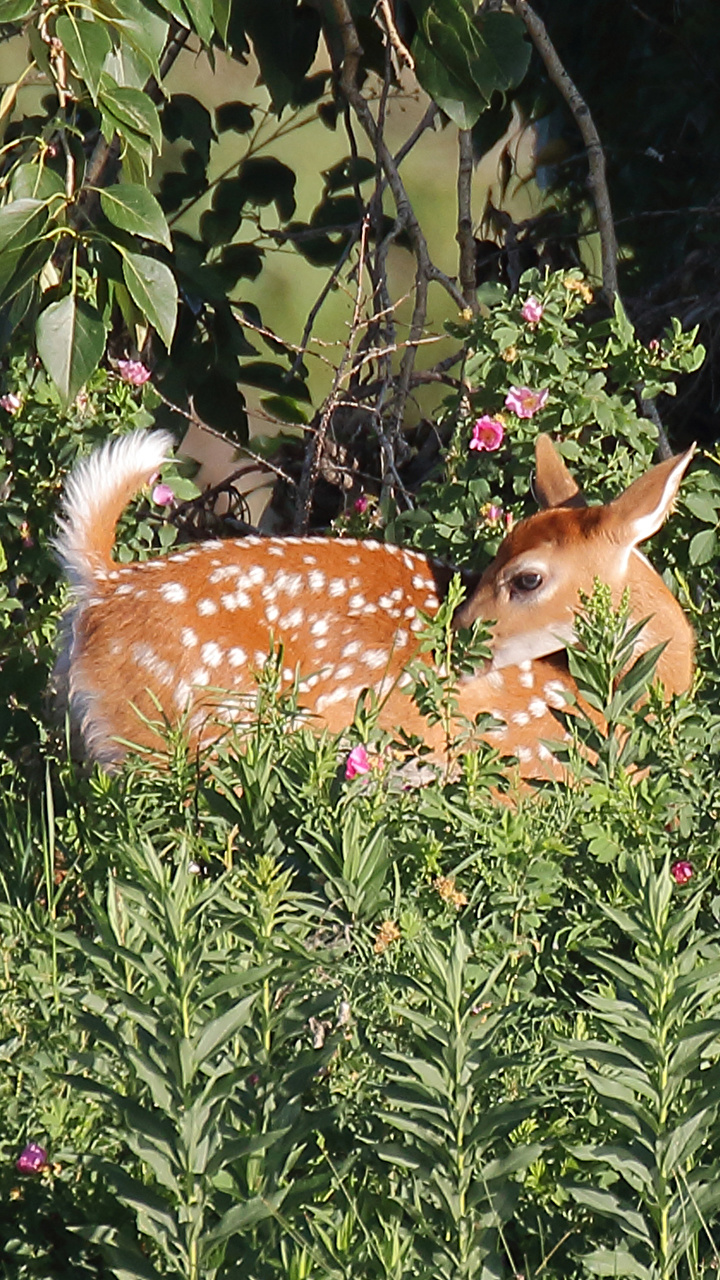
[
  {"x1": 117, "y1": 359, "x2": 152, "y2": 386},
  {"x1": 152, "y1": 483, "x2": 175, "y2": 506},
  {"x1": 505, "y1": 386, "x2": 549, "y2": 419},
  {"x1": 670, "y1": 860, "x2": 693, "y2": 885},
  {"x1": 521, "y1": 296, "x2": 544, "y2": 324},
  {"x1": 16, "y1": 1143, "x2": 48, "y2": 1174},
  {"x1": 345, "y1": 745, "x2": 371, "y2": 779},
  {"x1": 469, "y1": 416, "x2": 505, "y2": 452}
]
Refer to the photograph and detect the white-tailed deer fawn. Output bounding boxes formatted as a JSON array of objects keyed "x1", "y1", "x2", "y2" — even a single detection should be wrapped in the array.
[{"x1": 55, "y1": 430, "x2": 694, "y2": 775}]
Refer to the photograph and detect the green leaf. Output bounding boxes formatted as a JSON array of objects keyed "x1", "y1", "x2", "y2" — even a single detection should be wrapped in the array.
[
  {"x1": 204, "y1": 1190, "x2": 286, "y2": 1244},
  {"x1": 10, "y1": 165, "x2": 64, "y2": 203},
  {"x1": 1, "y1": 0, "x2": 36, "y2": 17},
  {"x1": 568, "y1": 1185, "x2": 652, "y2": 1243},
  {"x1": 181, "y1": 0, "x2": 215, "y2": 44},
  {"x1": 582, "y1": 1247, "x2": 652, "y2": 1278},
  {"x1": 689, "y1": 527, "x2": 716, "y2": 565},
  {"x1": 260, "y1": 394, "x2": 308, "y2": 424},
  {"x1": 192, "y1": 992, "x2": 256, "y2": 1066},
  {"x1": 35, "y1": 294, "x2": 106, "y2": 406},
  {"x1": 237, "y1": 360, "x2": 310, "y2": 401},
  {"x1": 98, "y1": 75, "x2": 162, "y2": 153},
  {"x1": 121, "y1": 250, "x2": 178, "y2": 348},
  {"x1": 0, "y1": 197, "x2": 47, "y2": 264},
  {"x1": 684, "y1": 491, "x2": 720, "y2": 523},
  {"x1": 94, "y1": 0, "x2": 167, "y2": 80},
  {"x1": 56, "y1": 14, "x2": 112, "y2": 102},
  {"x1": 101, "y1": 184, "x2": 172, "y2": 249}
]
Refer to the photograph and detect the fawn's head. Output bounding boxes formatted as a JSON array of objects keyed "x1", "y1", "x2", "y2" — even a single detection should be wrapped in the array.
[{"x1": 454, "y1": 436, "x2": 695, "y2": 679}]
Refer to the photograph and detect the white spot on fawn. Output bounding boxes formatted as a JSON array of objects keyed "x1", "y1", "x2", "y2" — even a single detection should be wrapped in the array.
[
  {"x1": 228, "y1": 647, "x2": 247, "y2": 667},
  {"x1": 201, "y1": 642, "x2": 223, "y2": 669},
  {"x1": 529, "y1": 697, "x2": 547, "y2": 719},
  {"x1": 198, "y1": 598, "x2": 218, "y2": 616},
  {"x1": 363, "y1": 649, "x2": 389, "y2": 670},
  {"x1": 180, "y1": 627, "x2": 198, "y2": 648}
]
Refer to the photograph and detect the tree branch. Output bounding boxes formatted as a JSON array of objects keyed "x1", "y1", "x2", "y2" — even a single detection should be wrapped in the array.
[
  {"x1": 508, "y1": 0, "x2": 619, "y2": 304},
  {"x1": 457, "y1": 129, "x2": 477, "y2": 309}
]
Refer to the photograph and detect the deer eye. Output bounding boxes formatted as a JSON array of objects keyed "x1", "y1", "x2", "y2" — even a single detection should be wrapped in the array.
[{"x1": 511, "y1": 571, "x2": 543, "y2": 595}]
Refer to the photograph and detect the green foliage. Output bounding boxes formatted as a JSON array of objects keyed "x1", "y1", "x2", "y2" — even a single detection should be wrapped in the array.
[{"x1": 3, "y1": 541, "x2": 720, "y2": 1276}]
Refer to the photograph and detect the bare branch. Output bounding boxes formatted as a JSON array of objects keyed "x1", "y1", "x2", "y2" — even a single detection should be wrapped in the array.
[
  {"x1": 508, "y1": 0, "x2": 619, "y2": 304},
  {"x1": 457, "y1": 129, "x2": 477, "y2": 310}
]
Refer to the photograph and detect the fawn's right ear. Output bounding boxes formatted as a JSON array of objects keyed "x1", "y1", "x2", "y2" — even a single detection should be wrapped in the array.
[{"x1": 533, "y1": 435, "x2": 587, "y2": 510}]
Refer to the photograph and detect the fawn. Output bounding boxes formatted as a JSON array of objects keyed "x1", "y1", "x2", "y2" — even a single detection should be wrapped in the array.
[{"x1": 55, "y1": 430, "x2": 694, "y2": 775}]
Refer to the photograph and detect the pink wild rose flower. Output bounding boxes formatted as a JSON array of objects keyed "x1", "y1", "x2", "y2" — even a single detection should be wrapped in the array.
[
  {"x1": 670, "y1": 860, "x2": 693, "y2": 885},
  {"x1": 117, "y1": 359, "x2": 152, "y2": 386},
  {"x1": 505, "y1": 386, "x2": 549, "y2": 419},
  {"x1": 152, "y1": 483, "x2": 175, "y2": 506},
  {"x1": 521, "y1": 296, "x2": 544, "y2": 324},
  {"x1": 345, "y1": 745, "x2": 371, "y2": 780},
  {"x1": 16, "y1": 1143, "x2": 48, "y2": 1174},
  {"x1": 469, "y1": 416, "x2": 505, "y2": 452}
]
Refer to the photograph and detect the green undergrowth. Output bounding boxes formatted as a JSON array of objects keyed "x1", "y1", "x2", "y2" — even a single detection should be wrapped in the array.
[{"x1": 2, "y1": 590, "x2": 720, "y2": 1280}]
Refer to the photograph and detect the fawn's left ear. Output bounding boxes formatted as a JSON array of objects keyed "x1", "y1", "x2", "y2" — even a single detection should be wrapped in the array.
[
  {"x1": 607, "y1": 444, "x2": 696, "y2": 546},
  {"x1": 533, "y1": 435, "x2": 587, "y2": 509}
]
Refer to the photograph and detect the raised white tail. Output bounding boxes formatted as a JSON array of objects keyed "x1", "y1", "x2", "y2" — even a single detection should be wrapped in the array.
[{"x1": 55, "y1": 430, "x2": 694, "y2": 772}]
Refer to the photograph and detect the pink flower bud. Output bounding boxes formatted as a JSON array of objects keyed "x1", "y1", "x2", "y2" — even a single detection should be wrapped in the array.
[
  {"x1": 345, "y1": 744, "x2": 371, "y2": 779},
  {"x1": 504, "y1": 386, "x2": 549, "y2": 419},
  {"x1": 152, "y1": 483, "x2": 175, "y2": 507},
  {"x1": 521, "y1": 296, "x2": 544, "y2": 324},
  {"x1": 354, "y1": 494, "x2": 368, "y2": 514},
  {"x1": 469, "y1": 416, "x2": 505, "y2": 452},
  {"x1": 0, "y1": 392, "x2": 21, "y2": 414},
  {"x1": 117, "y1": 360, "x2": 152, "y2": 387},
  {"x1": 670, "y1": 860, "x2": 693, "y2": 885},
  {"x1": 16, "y1": 1143, "x2": 48, "y2": 1174}
]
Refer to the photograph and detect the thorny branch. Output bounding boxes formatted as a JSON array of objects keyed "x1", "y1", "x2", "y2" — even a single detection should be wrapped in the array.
[{"x1": 508, "y1": 0, "x2": 619, "y2": 303}]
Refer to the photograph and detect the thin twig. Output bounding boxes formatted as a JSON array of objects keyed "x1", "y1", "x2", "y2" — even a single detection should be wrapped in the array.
[
  {"x1": 508, "y1": 0, "x2": 619, "y2": 304},
  {"x1": 289, "y1": 223, "x2": 364, "y2": 376},
  {"x1": 293, "y1": 217, "x2": 371, "y2": 533},
  {"x1": 376, "y1": 0, "x2": 415, "y2": 72}
]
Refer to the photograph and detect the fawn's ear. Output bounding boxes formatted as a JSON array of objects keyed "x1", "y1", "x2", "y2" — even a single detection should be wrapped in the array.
[
  {"x1": 533, "y1": 435, "x2": 587, "y2": 509},
  {"x1": 607, "y1": 445, "x2": 696, "y2": 546}
]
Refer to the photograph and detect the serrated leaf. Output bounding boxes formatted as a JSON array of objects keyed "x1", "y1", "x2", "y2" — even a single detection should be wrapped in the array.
[
  {"x1": 35, "y1": 294, "x2": 106, "y2": 405},
  {"x1": 101, "y1": 184, "x2": 172, "y2": 249},
  {"x1": 121, "y1": 250, "x2": 177, "y2": 348}
]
